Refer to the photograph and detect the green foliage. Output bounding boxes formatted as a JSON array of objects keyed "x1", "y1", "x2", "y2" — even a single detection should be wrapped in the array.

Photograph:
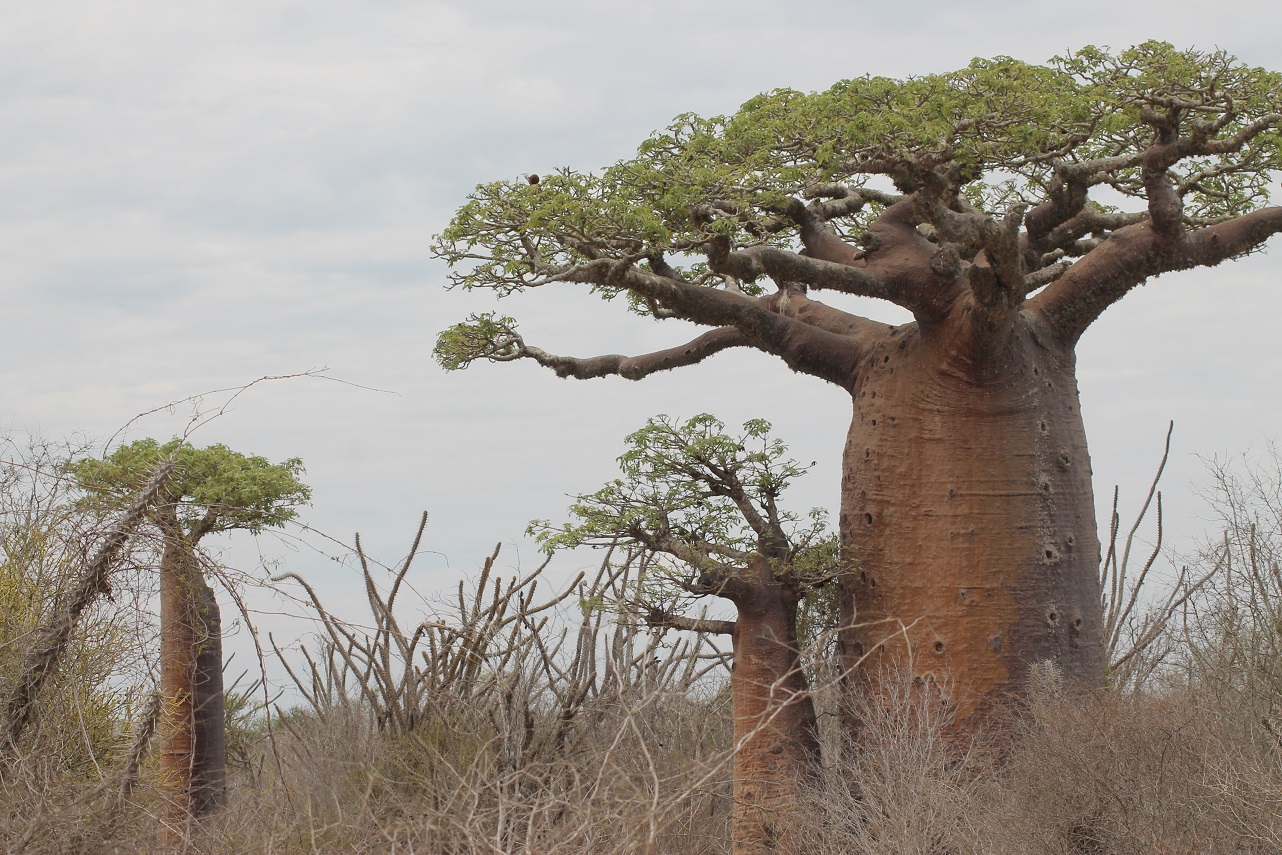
[
  {"x1": 433, "y1": 312, "x2": 521, "y2": 371},
  {"x1": 528, "y1": 415, "x2": 830, "y2": 602},
  {"x1": 432, "y1": 42, "x2": 1282, "y2": 344},
  {"x1": 70, "y1": 438, "x2": 311, "y2": 540}
]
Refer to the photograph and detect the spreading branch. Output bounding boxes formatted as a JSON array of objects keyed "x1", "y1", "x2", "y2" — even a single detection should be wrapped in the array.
[{"x1": 437, "y1": 42, "x2": 1282, "y2": 371}]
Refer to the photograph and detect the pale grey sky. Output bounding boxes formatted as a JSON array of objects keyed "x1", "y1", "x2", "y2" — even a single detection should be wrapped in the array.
[{"x1": 2, "y1": 1, "x2": 1281, "y2": 685}]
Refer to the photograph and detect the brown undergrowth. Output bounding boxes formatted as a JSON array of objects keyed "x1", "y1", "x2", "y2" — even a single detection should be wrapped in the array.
[
  {"x1": 6, "y1": 667, "x2": 1281, "y2": 854},
  {"x1": 7, "y1": 462, "x2": 1282, "y2": 853}
]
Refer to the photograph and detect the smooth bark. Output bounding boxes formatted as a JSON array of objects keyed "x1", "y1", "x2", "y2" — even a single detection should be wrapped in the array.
[
  {"x1": 727, "y1": 570, "x2": 818, "y2": 855},
  {"x1": 839, "y1": 306, "x2": 1103, "y2": 730},
  {"x1": 157, "y1": 521, "x2": 225, "y2": 844}
]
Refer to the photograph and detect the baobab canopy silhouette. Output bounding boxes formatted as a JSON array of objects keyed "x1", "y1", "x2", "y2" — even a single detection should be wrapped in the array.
[{"x1": 434, "y1": 42, "x2": 1282, "y2": 730}]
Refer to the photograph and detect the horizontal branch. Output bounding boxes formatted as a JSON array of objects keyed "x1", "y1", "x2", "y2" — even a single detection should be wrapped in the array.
[
  {"x1": 523, "y1": 326, "x2": 748, "y2": 380},
  {"x1": 646, "y1": 608, "x2": 735, "y2": 636},
  {"x1": 1032, "y1": 205, "x2": 1282, "y2": 342}
]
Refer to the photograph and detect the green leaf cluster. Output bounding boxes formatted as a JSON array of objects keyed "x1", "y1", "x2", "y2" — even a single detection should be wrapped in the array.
[
  {"x1": 434, "y1": 42, "x2": 1282, "y2": 311},
  {"x1": 530, "y1": 413, "x2": 827, "y2": 562},
  {"x1": 70, "y1": 438, "x2": 311, "y2": 539},
  {"x1": 433, "y1": 312, "x2": 521, "y2": 371}
]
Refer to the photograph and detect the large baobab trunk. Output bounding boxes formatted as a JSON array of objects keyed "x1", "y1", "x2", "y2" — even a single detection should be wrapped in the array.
[
  {"x1": 728, "y1": 560, "x2": 819, "y2": 855},
  {"x1": 158, "y1": 528, "x2": 226, "y2": 842},
  {"x1": 840, "y1": 307, "x2": 1105, "y2": 730}
]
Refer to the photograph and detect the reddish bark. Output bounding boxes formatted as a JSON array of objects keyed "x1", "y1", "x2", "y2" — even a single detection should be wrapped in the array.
[
  {"x1": 727, "y1": 570, "x2": 818, "y2": 855},
  {"x1": 157, "y1": 519, "x2": 225, "y2": 844},
  {"x1": 840, "y1": 306, "x2": 1103, "y2": 730}
]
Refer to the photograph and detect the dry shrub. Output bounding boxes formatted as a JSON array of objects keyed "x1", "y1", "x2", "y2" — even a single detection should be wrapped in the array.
[
  {"x1": 800, "y1": 665, "x2": 1282, "y2": 855},
  {"x1": 994, "y1": 681, "x2": 1281, "y2": 854},
  {"x1": 189, "y1": 536, "x2": 737, "y2": 854},
  {"x1": 799, "y1": 669, "x2": 989, "y2": 854}
]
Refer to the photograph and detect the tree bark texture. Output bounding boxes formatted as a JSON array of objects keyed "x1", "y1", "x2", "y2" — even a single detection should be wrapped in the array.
[
  {"x1": 728, "y1": 560, "x2": 819, "y2": 855},
  {"x1": 839, "y1": 306, "x2": 1103, "y2": 731},
  {"x1": 157, "y1": 527, "x2": 225, "y2": 843}
]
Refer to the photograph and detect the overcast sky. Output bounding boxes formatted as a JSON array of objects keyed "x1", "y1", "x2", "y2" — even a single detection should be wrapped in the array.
[{"x1": 3, "y1": 1, "x2": 1281, "y2": 686}]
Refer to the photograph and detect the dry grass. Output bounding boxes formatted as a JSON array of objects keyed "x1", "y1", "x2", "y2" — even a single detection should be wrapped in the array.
[{"x1": 7, "y1": 446, "x2": 1282, "y2": 853}]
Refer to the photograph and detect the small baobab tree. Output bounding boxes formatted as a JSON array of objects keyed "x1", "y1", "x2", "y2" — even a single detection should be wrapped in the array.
[
  {"x1": 531, "y1": 413, "x2": 836, "y2": 855},
  {"x1": 71, "y1": 439, "x2": 309, "y2": 840}
]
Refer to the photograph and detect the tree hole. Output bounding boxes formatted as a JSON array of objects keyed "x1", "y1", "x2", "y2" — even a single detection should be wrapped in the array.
[
  {"x1": 864, "y1": 512, "x2": 873, "y2": 526},
  {"x1": 933, "y1": 641, "x2": 945, "y2": 655}
]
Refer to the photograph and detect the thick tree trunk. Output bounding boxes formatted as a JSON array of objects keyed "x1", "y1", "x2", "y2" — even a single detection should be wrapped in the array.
[
  {"x1": 839, "y1": 307, "x2": 1105, "y2": 733},
  {"x1": 158, "y1": 529, "x2": 225, "y2": 844},
  {"x1": 729, "y1": 571, "x2": 819, "y2": 855}
]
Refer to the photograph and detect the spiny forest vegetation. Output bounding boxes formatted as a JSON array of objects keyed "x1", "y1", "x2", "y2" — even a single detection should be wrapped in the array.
[{"x1": 3, "y1": 42, "x2": 1282, "y2": 854}]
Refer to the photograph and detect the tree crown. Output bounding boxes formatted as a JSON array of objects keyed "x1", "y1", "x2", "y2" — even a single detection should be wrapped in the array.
[
  {"x1": 434, "y1": 43, "x2": 1282, "y2": 381},
  {"x1": 530, "y1": 414, "x2": 834, "y2": 602},
  {"x1": 70, "y1": 439, "x2": 310, "y2": 541}
]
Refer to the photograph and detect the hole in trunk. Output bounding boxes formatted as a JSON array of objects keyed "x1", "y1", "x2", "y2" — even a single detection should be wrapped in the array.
[
  {"x1": 864, "y1": 512, "x2": 873, "y2": 525},
  {"x1": 933, "y1": 641, "x2": 945, "y2": 655}
]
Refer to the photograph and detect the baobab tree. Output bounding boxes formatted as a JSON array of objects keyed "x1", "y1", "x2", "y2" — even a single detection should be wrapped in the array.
[
  {"x1": 72, "y1": 439, "x2": 309, "y2": 840},
  {"x1": 434, "y1": 43, "x2": 1282, "y2": 730},
  {"x1": 531, "y1": 414, "x2": 836, "y2": 855}
]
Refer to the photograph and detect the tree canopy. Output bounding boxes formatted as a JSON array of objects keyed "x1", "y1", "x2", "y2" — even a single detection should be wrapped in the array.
[
  {"x1": 70, "y1": 438, "x2": 310, "y2": 541},
  {"x1": 530, "y1": 414, "x2": 835, "y2": 607},
  {"x1": 434, "y1": 42, "x2": 1282, "y2": 380}
]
